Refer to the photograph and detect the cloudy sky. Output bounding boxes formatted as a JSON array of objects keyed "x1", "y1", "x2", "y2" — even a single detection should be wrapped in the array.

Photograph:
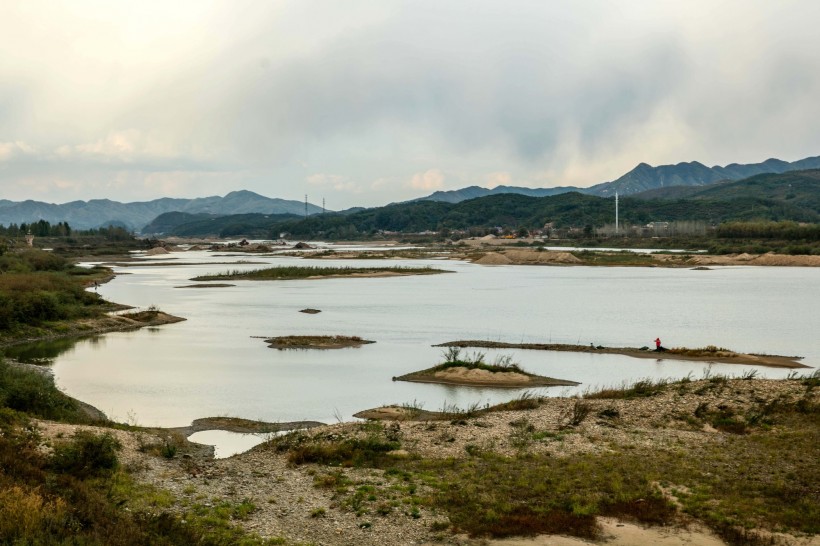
[{"x1": 1, "y1": 1, "x2": 819, "y2": 209}]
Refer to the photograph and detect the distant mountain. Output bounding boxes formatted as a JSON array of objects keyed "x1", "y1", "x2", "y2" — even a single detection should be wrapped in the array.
[
  {"x1": 415, "y1": 184, "x2": 581, "y2": 204},
  {"x1": 142, "y1": 211, "x2": 301, "y2": 237},
  {"x1": 0, "y1": 190, "x2": 323, "y2": 231},
  {"x1": 632, "y1": 170, "x2": 820, "y2": 210},
  {"x1": 587, "y1": 156, "x2": 820, "y2": 196},
  {"x1": 157, "y1": 169, "x2": 820, "y2": 239},
  {"x1": 413, "y1": 155, "x2": 820, "y2": 203}
]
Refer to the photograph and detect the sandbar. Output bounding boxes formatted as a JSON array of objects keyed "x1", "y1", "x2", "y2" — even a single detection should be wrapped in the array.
[{"x1": 435, "y1": 341, "x2": 809, "y2": 369}]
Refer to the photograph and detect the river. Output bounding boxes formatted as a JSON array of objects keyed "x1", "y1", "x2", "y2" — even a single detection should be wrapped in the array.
[{"x1": 9, "y1": 248, "x2": 819, "y2": 432}]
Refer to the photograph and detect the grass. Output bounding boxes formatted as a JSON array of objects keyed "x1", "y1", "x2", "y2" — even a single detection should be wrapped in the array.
[
  {"x1": 0, "y1": 249, "x2": 115, "y2": 344},
  {"x1": 584, "y1": 378, "x2": 672, "y2": 399},
  {"x1": 667, "y1": 345, "x2": 736, "y2": 357},
  {"x1": 434, "y1": 347, "x2": 526, "y2": 374},
  {"x1": 267, "y1": 423, "x2": 403, "y2": 467},
  {"x1": 191, "y1": 265, "x2": 448, "y2": 281},
  {"x1": 385, "y1": 398, "x2": 819, "y2": 543},
  {"x1": 0, "y1": 359, "x2": 92, "y2": 422},
  {"x1": 286, "y1": 377, "x2": 820, "y2": 544},
  {"x1": 264, "y1": 335, "x2": 374, "y2": 349}
]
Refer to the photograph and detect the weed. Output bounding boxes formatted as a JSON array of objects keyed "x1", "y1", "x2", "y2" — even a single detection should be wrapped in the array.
[
  {"x1": 51, "y1": 431, "x2": 121, "y2": 478},
  {"x1": 564, "y1": 401, "x2": 591, "y2": 428}
]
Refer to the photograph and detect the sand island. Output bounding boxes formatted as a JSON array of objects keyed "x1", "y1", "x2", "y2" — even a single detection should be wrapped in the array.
[
  {"x1": 395, "y1": 349, "x2": 579, "y2": 388},
  {"x1": 261, "y1": 335, "x2": 375, "y2": 350}
]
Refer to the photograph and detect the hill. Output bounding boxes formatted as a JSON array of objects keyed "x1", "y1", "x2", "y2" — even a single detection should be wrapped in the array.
[
  {"x1": 413, "y1": 155, "x2": 820, "y2": 203},
  {"x1": 0, "y1": 190, "x2": 323, "y2": 231},
  {"x1": 633, "y1": 169, "x2": 820, "y2": 205},
  {"x1": 157, "y1": 170, "x2": 820, "y2": 238},
  {"x1": 581, "y1": 156, "x2": 820, "y2": 196},
  {"x1": 142, "y1": 212, "x2": 301, "y2": 238},
  {"x1": 417, "y1": 184, "x2": 582, "y2": 203}
]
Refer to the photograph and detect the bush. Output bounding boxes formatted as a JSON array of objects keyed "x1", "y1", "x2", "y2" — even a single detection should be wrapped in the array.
[
  {"x1": 51, "y1": 431, "x2": 121, "y2": 478},
  {"x1": 0, "y1": 360, "x2": 84, "y2": 421}
]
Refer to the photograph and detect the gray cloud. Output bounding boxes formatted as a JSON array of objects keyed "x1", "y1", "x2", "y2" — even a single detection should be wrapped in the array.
[{"x1": 1, "y1": 1, "x2": 820, "y2": 208}]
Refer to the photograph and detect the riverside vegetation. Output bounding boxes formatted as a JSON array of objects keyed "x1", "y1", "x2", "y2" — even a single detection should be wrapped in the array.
[
  {"x1": 0, "y1": 248, "x2": 184, "y2": 347},
  {"x1": 0, "y1": 249, "x2": 113, "y2": 343},
  {"x1": 192, "y1": 265, "x2": 449, "y2": 282}
]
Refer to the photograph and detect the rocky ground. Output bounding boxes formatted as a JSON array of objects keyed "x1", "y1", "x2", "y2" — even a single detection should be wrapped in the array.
[{"x1": 34, "y1": 378, "x2": 820, "y2": 546}]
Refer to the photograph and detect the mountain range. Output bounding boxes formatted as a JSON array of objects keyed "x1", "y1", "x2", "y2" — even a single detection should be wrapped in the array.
[
  {"x1": 416, "y1": 155, "x2": 820, "y2": 203},
  {"x1": 147, "y1": 169, "x2": 820, "y2": 239},
  {"x1": 0, "y1": 190, "x2": 322, "y2": 231},
  {"x1": 1, "y1": 154, "x2": 819, "y2": 232}
]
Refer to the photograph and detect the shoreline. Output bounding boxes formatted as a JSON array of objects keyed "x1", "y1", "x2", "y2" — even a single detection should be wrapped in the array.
[{"x1": 0, "y1": 311, "x2": 186, "y2": 349}]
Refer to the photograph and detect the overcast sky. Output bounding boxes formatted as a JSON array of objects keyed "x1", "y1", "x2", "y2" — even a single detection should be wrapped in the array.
[{"x1": 1, "y1": 1, "x2": 819, "y2": 209}]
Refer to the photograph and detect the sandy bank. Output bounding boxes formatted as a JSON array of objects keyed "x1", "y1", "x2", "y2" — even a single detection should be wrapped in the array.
[{"x1": 435, "y1": 341, "x2": 809, "y2": 369}]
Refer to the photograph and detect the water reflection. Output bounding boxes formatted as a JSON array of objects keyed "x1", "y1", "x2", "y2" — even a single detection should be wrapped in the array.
[
  {"x1": 187, "y1": 430, "x2": 280, "y2": 458},
  {"x1": 3, "y1": 337, "x2": 88, "y2": 364}
]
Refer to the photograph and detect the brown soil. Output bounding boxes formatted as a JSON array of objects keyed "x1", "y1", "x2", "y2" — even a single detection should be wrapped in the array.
[
  {"x1": 262, "y1": 335, "x2": 375, "y2": 350},
  {"x1": 474, "y1": 252, "x2": 513, "y2": 265},
  {"x1": 435, "y1": 341, "x2": 809, "y2": 369}
]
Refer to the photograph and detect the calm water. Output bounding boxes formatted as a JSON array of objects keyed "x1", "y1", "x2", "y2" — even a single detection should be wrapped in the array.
[{"x1": 14, "y1": 249, "x2": 819, "y2": 428}]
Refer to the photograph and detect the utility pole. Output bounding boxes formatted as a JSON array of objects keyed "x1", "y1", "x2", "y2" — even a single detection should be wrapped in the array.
[
  {"x1": 615, "y1": 192, "x2": 619, "y2": 235},
  {"x1": 304, "y1": 194, "x2": 308, "y2": 218},
  {"x1": 322, "y1": 198, "x2": 325, "y2": 215}
]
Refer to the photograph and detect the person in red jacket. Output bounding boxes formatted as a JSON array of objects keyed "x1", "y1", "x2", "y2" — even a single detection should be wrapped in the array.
[{"x1": 654, "y1": 337, "x2": 666, "y2": 352}]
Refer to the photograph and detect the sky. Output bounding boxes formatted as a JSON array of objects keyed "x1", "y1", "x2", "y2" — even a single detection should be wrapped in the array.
[{"x1": 1, "y1": 1, "x2": 820, "y2": 210}]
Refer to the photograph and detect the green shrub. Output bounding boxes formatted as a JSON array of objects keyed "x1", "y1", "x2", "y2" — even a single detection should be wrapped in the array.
[
  {"x1": 51, "y1": 431, "x2": 121, "y2": 478},
  {"x1": 0, "y1": 360, "x2": 84, "y2": 421}
]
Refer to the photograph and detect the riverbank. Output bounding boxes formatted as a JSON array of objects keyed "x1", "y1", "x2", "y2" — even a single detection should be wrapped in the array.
[
  {"x1": 0, "y1": 310, "x2": 185, "y2": 349},
  {"x1": 27, "y1": 375, "x2": 819, "y2": 546},
  {"x1": 462, "y1": 248, "x2": 820, "y2": 267},
  {"x1": 434, "y1": 341, "x2": 809, "y2": 369}
]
